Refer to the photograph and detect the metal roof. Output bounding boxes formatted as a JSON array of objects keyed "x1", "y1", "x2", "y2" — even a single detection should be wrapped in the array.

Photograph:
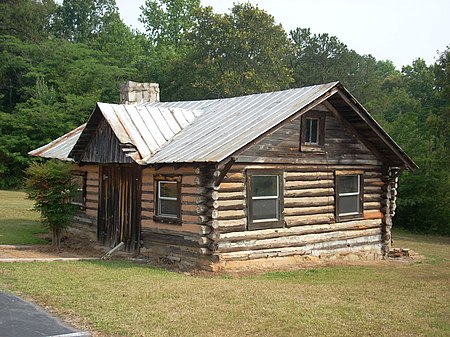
[
  {"x1": 28, "y1": 123, "x2": 86, "y2": 161},
  {"x1": 29, "y1": 81, "x2": 417, "y2": 170},
  {"x1": 135, "y1": 82, "x2": 338, "y2": 163}
]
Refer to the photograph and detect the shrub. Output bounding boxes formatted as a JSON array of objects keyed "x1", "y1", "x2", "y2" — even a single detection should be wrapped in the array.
[{"x1": 25, "y1": 160, "x2": 77, "y2": 249}]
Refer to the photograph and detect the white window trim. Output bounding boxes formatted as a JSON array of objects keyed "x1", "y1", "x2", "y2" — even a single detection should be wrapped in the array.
[
  {"x1": 251, "y1": 175, "x2": 280, "y2": 223},
  {"x1": 337, "y1": 175, "x2": 361, "y2": 216},
  {"x1": 157, "y1": 180, "x2": 178, "y2": 218}
]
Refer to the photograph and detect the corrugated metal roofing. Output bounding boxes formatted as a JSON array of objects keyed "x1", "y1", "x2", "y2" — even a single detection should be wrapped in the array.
[
  {"x1": 121, "y1": 82, "x2": 337, "y2": 164},
  {"x1": 28, "y1": 123, "x2": 86, "y2": 161},
  {"x1": 97, "y1": 103, "x2": 203, "y2": 161}
]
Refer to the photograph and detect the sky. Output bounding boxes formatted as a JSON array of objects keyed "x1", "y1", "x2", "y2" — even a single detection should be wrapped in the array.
[{"x1": 116, "y1": 0, "x2": 450, "y2": 69}]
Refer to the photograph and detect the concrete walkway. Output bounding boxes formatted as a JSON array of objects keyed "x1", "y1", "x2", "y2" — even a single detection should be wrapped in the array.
[{"x1": 0, "y1": 292, "x2": 90, "y2": 337}]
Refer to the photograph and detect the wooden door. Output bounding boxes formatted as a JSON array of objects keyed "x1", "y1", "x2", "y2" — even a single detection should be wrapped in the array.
[{"x1": 98, "y1": 165, "x2": 141, "y2": 252}]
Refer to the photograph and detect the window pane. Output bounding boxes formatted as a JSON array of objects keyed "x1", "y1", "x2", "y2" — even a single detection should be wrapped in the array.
[
  {"x1": 305, "y1": 118, "x2": 318, "y2": 144},
  {"x1": 252, "y1": 175, "x2": 278, "y2": 197},
  {"x1": 305, "y1": 119, "x2": 311, "y2": 143},
  {"x1": 159, "y1": 199, "x2": 178, "y2": 217},
  {"x1": 339, "y1": 195, "x2": 359, "y2": 215},
  {"x1": 71, "y1": 175, "x2": 84, "y2": 204},
  {"x1": 338, "y1": 175, "x2": 359, "y2": 194},
  {"x1": 253, "y1": 199, "x2": 278, "y2": 221},
  {"x1": 159, "y1": 181, "x2": 177, "y2": 198},
  {"x1": 310, "y1": 119, "x2": 318, "y2": 143}
]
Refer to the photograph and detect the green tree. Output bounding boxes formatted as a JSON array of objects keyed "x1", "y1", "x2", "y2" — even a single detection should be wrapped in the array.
[
  {"x1": 51, "y1": 0, "x2": 118, "y2": 43},
  {"x1": 170, "y1": 3, "x2": 293, "y2": 99},
  {"x1": 139, "y1": 0, "x2": 200, "y2": 49},
  {"x1": 25, "y1": 160, "x2": 78, "y2": 249},
  {"x1": 0, "y1": 37, "x2": 138, "y2": 188},
  {"x1": 0, "y1": 0, "x2": 56, "y2": 42}
]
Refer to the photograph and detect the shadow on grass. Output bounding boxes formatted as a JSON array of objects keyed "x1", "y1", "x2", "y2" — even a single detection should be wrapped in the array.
[{"x1": 0, "y1": 218, "x2": 48, "y2": 245}]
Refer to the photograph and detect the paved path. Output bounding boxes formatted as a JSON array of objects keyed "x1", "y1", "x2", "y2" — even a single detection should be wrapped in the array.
[{"x1": 0, "y1": 292, "x2": 90, "y2": 337}]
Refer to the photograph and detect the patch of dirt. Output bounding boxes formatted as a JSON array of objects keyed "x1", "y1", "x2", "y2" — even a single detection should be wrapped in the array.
[{"x1": 0, "y1": 233, "x2": 106, "y2": 259}]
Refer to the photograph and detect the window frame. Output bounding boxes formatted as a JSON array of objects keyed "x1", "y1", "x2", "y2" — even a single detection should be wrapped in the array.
[
  {"x1": 70, "y1": 171, "x2": 86, "y2": 208},
  {"x1": 154, "y1": 175, "x2": 182, "y2": 225},
  {"x1": 247, "y1": 170, "x2": 284, "y2": 230},
  {"x1": 300, "y1": 112, "x2": 325, "y2": 152},
  {"x1": 335, "y1": 172, "x2": 364, "y2": 221}
]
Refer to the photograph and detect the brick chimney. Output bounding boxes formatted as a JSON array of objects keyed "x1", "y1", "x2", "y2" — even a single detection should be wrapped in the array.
[{"x1": 120, "y1": 81, "x2": 160, "y2": 104}]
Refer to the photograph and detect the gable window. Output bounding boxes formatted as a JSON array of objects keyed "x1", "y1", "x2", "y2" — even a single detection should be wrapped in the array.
[
  {"x1": 247, "y1": 170, "x2": 284, "y2": 230},
  {"x1": 335, "y1": 173, "x2": 363, "y2": 221},
  {"x1": 70, "y1": 171, "x2": 86, "y2": 207},
  {"x1": 305, "y1": 118, "x2": 319, "y2": 145},
  {"x1": 154, "y1": 176, "x2": 181, "y2": 224},
  {"x1": 300, "y1": 112, "x2": 325, "y2": 151}
]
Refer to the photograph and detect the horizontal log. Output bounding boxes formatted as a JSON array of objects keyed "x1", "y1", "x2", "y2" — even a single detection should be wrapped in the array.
[
  {"x1": 284, "y1": 196, "x2": 334, "y2": 208},
  {"x1": 364, "y1": 202, "x2": 381, "y2": 210},
  {"x1": 86, "y1": 186, "x2": 98, "y2": 193},
  {"x1": 182, "y1": 186, "x2": 212, "y2": 195},
  {"x1": 212, "y1": 209, "x2": 246, "y2": 220},
  {"x1": 212, "y1": 199, "x2": 245, "y2": 210},
  {"x1": 364, "y1": 210, "x2": 384, "y2": 220},
  {"x1": 236, "y1": 156, "x2": 381, "y2": 166},
  {"x1": 222, "y1": 172, "x2": 244, "y2": 182},
  {"x1": 285, "y1": 188, "x2": 334, "y2": 198},
  {"x1": 216, "y1": 228, "x2": 382, "y2": 253},
  {"x1": 85, "y1": 209, "x2": 97, "y2": 217},
  {"x1": 85, "y1": 201, "x2": 98, "y2": 209},
  {"x1": 231, "y1": 164, "x2": 381, "y2": 172},
  {"x1": 364, "y1": 186, "x2": 383, "y2": 193},
  {"x1": 217, "y1": 219, "x2": 382, "y2": 242},
  {"x1": 284, "y1": 214, "x2": 335, "y2": 227},
  {"x1": 364, "y1": 194, "x2": 382, "y2": 202},
  {"x1": 211, "y1": 191, "x2": 245, "y2": 201},
  {"x1": 217, "y1": 182, "x2": 244, "y2": 192},
  {"x1": 219, "y1": 237, "x2": 382, "y2": 261},
  {"x1": 285, "y1": 180, "x2": 334, "y2": 190},
  {"x1": 210, "y1": 219, "x2": 246, "y2": 233},
  {"x1": 284, "y1": 205, "x2": 333, "y2": 217},
  {"x1": 285, "y1": 172, "x2": 333, "y2": 181}
]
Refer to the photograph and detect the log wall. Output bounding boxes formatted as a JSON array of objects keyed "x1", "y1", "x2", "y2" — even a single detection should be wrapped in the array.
[
  {"x1": 208, "y1": 164, "x2": 387, "y2": 270},
  {"x1": 206, "y1": 107, "x2": 391, "y2": 271},
  {"x1": 69, "y1": 164, "x2": 99, "y2": 240},
  {"x1": 139, "y1": 165, "x2": 217, "y2": 270}
]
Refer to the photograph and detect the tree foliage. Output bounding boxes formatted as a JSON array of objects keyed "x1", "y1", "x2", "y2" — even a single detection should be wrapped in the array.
[
  {"x1": 25, "y1": 160, "x2": 78, "y2": 249},
  {"x1": 139, "y1": 0, "x2": 200, "y2": 49}
]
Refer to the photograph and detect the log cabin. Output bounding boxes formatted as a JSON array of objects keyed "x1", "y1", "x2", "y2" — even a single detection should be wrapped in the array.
[{"x1": 29, "y1": 81, "x2": 417, "y2": 271}]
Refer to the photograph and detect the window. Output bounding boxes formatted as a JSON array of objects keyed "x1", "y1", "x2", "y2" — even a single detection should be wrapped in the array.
[
  {"x1": 300, "y1": 112, "x2": 325, "y2": 151},
  {"x1": 247, "y1": 171, "x2": 284, "y2": 230},
  {"x1": 154, "y1": 176, "x2": 181, "y2": 224},
  {"x1": 70, "y1": 172, "x2": 86, "y2": 207},
  {"x1": 305, "y1": 118, "x2": 319, "y2": 145},
  {"x1": 336, "y1": 174, "x2": 363, "y2": 221}
]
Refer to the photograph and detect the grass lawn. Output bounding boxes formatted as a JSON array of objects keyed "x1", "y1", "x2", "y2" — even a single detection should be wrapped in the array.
[
  {"x1": 0, "y1": 192, "x2": 449, "y2": 336},
  {"x1": 0, "y1": 190, "x2": 47, "y2": 245}
]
